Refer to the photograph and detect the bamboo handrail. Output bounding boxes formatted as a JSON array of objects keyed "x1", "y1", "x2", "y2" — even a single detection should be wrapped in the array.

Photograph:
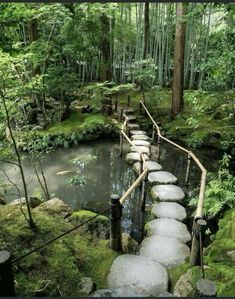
[
  {"x1": 140, "y1": 100, "x2": 207, "y2": 220},
  {"x1": 119, "y1": 115, "x2": 148, "y2": 205}
]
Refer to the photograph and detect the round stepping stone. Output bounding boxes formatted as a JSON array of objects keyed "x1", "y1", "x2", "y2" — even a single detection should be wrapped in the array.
[
  {"x1": 148, "y1": 171, "x2": 177, "y2": 185},
  {"x1": 130, "y1": 130, "x2": 147, "y2": 135},
  {"x1": 125, "y1": 153, "x2": 150, "y2": 164},
  {"x1": 133, "y1": 161, "x2": 163, "y2": 173},
  {"x1": 145, "y1": 218, "x2": 191, "y2": 243},
  {"x1": 132, "y1": 140, "x2": 150, "y2": 147},
  {"x1": 139, "y1": 235, "x2": 190, "y2": 269},
  {"x1": 127, "y1": 123, "x2": 140, "y2": 130},
  {"x1": 151, "y1": 185, "x2": 185, "y2": 202},
  {"x1": 151, "y1": 202, "x2": 187, "y2": 221},
  {"x1": 130, "y1": 146, "x2": 150, "y2": 155},
  {"x1": 131, "y1": 134, "x2": 150, "y2": 141},
  {"x1": 124, "y1": 108, "x2": 135, "y2": 114},
  {"x1": 125, "y1": 115, "x2": 136, "y2": 122},
  {"x1": 107, "y1": 254, "x2": 168, "y2": 297}
]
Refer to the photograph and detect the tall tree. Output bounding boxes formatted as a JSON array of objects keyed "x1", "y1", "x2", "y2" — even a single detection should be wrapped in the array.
[
  {"x1": 143, "y1": 2, "x2": 150, "y2": 59},
  {"x1": 171, "y1": 3, "x2": 187, "y2": 118}
]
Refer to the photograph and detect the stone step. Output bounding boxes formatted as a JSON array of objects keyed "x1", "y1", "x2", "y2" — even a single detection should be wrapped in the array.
[
  {"x1": 124, "y1": 115, "x2": 137, "y2": 122},
  {"x1": 150, "y1": 185, "x2": 185, "y2": 202},
  {"x1": 123, "y1": 108, "x2": 135, "y2": 114},
  {"x1": 151, "y1": 202, "x2": 187, "y2": 221},
  {"x1": 125, "y1": 152, "x2": 150, "y2": 164},
  {"x1": 107, "y1": 254, "x2": 169, "y2": 297},
  {"x1": 148, "y1": 171, "x2": 177, "y2": 185},
  {"x1": 130, "y1": 146, "x2": 150, "y2": 155},
  {"x1": 145, "y1": 218, "x2": 191, "y2": 243},
  {"x1": 130, "y1": 130, "x2": 147, "y2": 135},
  {"x1": 139, "y1": 235, "x2": 190, "y2": 269},
  {"x1": 132, "y1": 140, "x2": 150, "y2": 147},
  {"x1": 133, "y1": 161, "x2": 163, "y2": 174},
  {"x1": 131, "y1": 134, "x2": 150, "y2": 141},
  {"x1": 127, "y1": 123, "x2": 140, "y2": 130}
]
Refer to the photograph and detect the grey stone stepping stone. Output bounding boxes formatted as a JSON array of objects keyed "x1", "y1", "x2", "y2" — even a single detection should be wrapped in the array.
[
  {"x1": 148, "y1": 171, "x2": 177, "y2": 185},
  {"x1": 139, "y1": 235, "x2": 190, "y2": 269},
  {"x1": 133, "y1": 161, "x2": 163, "y2": 173},
  {"x1": 151, "y1": 202, "x2": 187, "y2": 221},
  {"x1": 131, "y1": 134, "x2": 150, "y2": 141},
  {"x1": 130, "y1": 146, "x2": 150, "y2": 155},
  {"x1": 151, "y1": 185, "x2": 185, "y2": 202},
  {"x1": 130, "y1": 130, "x2": 147, "y2": 135},
  {"x1": 145, "y1": 218, "x2": 191, "y2": 243},
  {"x1": 127, "y1": 123, "x2": 140, "y2": 130},
  {"x1": 132, "y1": 140, "x2": 150, "y2": 147},
  {"x1": 107, "y1": 254, "x2": 168, "y2": 297},
  {"x1": 124, "y1": 108, "x2": 135, "y2": 114},
  {"x1": 125, "y1": 153, "x2": 150, "y2": 164},
  {"x1": 125, "y1": 115, "x2": 136, "y2": 122}
]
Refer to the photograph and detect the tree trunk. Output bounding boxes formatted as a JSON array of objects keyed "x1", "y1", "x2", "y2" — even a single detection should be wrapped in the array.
[
  {"x1": 143, "y1": 2, "x2": 150, "y2": 59},
  {"x1": 171, "y1": 3, "x2": 187, "y2": 118},
  {"x1": 100, "y1": 13, "x2": 112, "y2": 82}
]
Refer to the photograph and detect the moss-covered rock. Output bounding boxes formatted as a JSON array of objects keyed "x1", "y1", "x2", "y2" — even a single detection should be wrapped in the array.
[
  {"x1": 69, "y1": 210, "x2": 110, "y2": 240},
  {"x1": 0, "y1": 203, "x2": 118, "y2": 296}
]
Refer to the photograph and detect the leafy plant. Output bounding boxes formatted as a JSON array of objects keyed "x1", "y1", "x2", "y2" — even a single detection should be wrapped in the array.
[
  {"x1": 65, "y1": 175, "x2": 86, "y2": 187},
  {"x1": 188, "y1": 154, "x2": 235, "y2": 218}
]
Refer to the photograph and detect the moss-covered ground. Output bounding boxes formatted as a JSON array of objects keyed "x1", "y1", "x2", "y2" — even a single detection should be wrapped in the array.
[
  {"x1": 0, "y1": 204, "x2": 118, "y2": 296},
  {"x1": 168, "y1": 208, "x2": 235, "y2": 297}
]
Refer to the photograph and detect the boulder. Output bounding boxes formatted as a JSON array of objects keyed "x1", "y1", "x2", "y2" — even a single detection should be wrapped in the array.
[
  {"x1": 174, "y1": 272, "x2": 194, "y2": 297},
  {"x1": 36, "y1": 197, "x2": 71, "y2": 214},
  {"x1": 107, "y1": 254, "x2": 168, "y2": 297},
  {"x1": 69, "y1": 210, "x2": 110, "y2": 239},
  {"x1": 9, "y1": 196, "x2": 42, "y2": 208},
  {"x1": 78, "y1": 277, "x2": 96, "y2": 296}
]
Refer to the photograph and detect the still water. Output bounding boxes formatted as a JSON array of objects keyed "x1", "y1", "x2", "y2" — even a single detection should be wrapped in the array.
[{"x1": 0, "y1": 139, "x2": 222, "y2": 240}]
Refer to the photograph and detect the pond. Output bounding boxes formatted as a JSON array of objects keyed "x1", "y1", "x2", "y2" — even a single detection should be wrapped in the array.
[{"x1": 0, "y1": 139, "x2": 222, "y2": 241}]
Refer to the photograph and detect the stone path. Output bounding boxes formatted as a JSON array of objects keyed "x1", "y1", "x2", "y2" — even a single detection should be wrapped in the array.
[{"x1": 105, "y1": 110, "x2": 191, "y2": 296}]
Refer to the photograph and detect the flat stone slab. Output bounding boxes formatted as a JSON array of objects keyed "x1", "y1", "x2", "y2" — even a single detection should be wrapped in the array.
[
  {"x1": 133, "y1": 161, "x2": 163, "y2": 174},
  {"x1": 146, "y1": 218, "x2": 191, "y2": 243},
  {"x1": 130, "y1": 146, "x2": 150, "y2": 155},
  {"x1": 124, "y1": 108, "x2": 135, "y2": 114},
  {"x1": 148, "y1": 171, "x2": 177, "y2": 185},
  {"x1": 130, "y1": 130, "x2": 147, "y2": 135},
  {"x1": 107, "y1": 254, "x2": 168, "y2": 297},
  {"x1": 132, "y1": 140, "x2": 150, "y2": 147},
  {"x1": 127, "y1": 123, "x2": 140, "y2": 130},
  {"x1": 151, "y1": 202, "x2": 187, "y2": 221},
  {"x1": 139, "y1": 235, "x2": 190, "y2": 269},
  {"x1": 125, "y1": 153, "x2": 150, "y2": 164},
  {"x1": 151, "y1": 185, "x2": 185, "y2": 202},
  {"x1": 131, "y1": 135, "x2": 150, "y2": 141}
]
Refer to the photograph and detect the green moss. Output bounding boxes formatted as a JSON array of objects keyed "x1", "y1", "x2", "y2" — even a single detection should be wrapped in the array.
[
  {"x1": 168, "y1": 262, "x2": 191, "y2": 292},
  {"x1": 71, "y1": 210, "x2": 109, "y2": 224},
  {"x1": 0, "y1": 204, "x2": 117, "y2": 296}
]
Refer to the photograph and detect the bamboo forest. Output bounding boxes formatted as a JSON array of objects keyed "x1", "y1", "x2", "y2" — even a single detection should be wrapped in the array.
[{"x1": 0, "y1": 2, "x2": 234, "y2": 298}]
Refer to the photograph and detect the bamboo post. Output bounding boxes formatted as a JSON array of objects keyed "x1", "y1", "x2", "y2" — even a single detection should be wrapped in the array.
[
  {"x1": 119, "y1": 108, "x2": 123, "y2": 122},
  {"x1": 119, "y1": 132, "x2": 123, "y2": 157},
  {"x1": 127, "y1": 95, "x2": 130, "y2": 106},
  {"x1": 110, "y1": 194, "x2": 122, "y2": 252},
  {"x1": 0, "y1": 251, "x2": 15, "y2": 296},
  {"x1": 115, "y1": 94, "x2": 118, "y2": 112},
  {"x1": 185, "y1": 154, "x2": 192, "y2": 185},
  {"x1": 157, "y1": 135, "x2": 161, "y2": 163},
  {"x1": 152, "y1": 124, "x2": 155, "y2": 143},
  {"x1": 190, "y1": 218, "x2": 207, "y2": 266}
]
